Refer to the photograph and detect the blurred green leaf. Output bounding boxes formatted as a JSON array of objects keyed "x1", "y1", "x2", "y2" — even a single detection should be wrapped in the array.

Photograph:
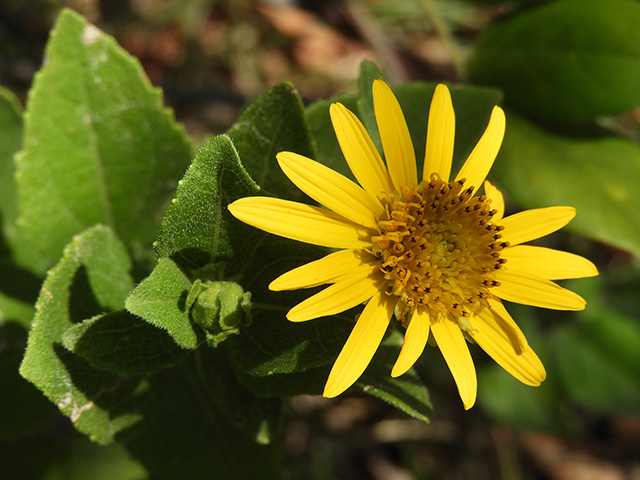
[
  {"x1": 0, "y1": 86, "x2": 22, "y2": 234},
  {"x1": 62, "y1": 311, "x2": 190, "y2": 375},
  {"x1": 0, "y1": 88, "x2": 46, "y2": 326},
  {"x1": 478, "y1": 307, "x2": 574, "y2": 432},
  {"x1": 227, "y1": 82, "x2": 315, "y2": 202},
  {"x1": 478, "y1": 362, "x2": 569, "y2": 432},
  {"x1": 40, "y1": 435, "x2": 147, "y2": 480},
  {"x1": 469, "y1": 0, "x2": 640, "y2": 122},
  {"x1": 15, "y1": 9, "x2": 192, "y2": 266},
  {"x1": 20, "y1": 224, "x2": 144, "y2": 444},
  {"x1": 305, "y1": 93, "x2": 359, "y2": 179},
  {"x1": 0, "y1": 261, "x2": 38, "y2": 328},
  {"x1": 1, "y1": 429, "x2": 147, "y2": 480},
  {"x1": 125, "y1": 257, "x2": 199, "y2": 349},
  {"x1": 492, "y1": 112, "x2": 640, "y2": 257},
  {"x1": 0, "y1": 322, "x2": 58, "y2": 440},
  {"x1": 552, "y1": 305, "x2": 640, "y2": 414}
]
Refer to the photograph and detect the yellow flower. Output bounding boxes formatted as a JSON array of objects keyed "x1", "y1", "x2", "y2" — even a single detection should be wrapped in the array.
[{"x1": 228, "y1": 80, "x2": 598, "y2": 409}]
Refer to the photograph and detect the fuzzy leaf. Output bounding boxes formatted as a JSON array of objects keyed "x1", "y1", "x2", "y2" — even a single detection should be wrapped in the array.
[
  {"x1": 62, "y1": 311, "x2": 190, "y2": 375},
  {"x1": 153, "y1": 134, "x2": 259, "y2": 271},
  {"x1": 469, "y1": 0, "x2": 640, "y2": 122},
  {"x1": 20, "y1": 225, "x2": 143, "y2": 444},
  {"x1": 15, "y1": 9, "x2": 192, "y2": 265},
  {"x1": 227, "y1": 82, "x2": 315, "y2": 202},
  {"x1": 125, "y1": 257, "x2": 199, "y2": 349}
]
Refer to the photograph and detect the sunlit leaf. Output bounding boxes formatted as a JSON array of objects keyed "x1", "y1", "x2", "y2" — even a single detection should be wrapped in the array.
[
  {"x1": 20, "y1": 225, "x2": 143, "y2": 444},
  {"x1": 16, "y1": 9, "x2": 192, "y2": 265}
]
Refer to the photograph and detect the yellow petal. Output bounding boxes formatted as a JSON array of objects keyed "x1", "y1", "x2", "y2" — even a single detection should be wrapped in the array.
[
  {"x1": 455, "y1": 106, "x2": 505, "y2": 196},
  {"x1": 424, "y1": 84, "x2": 455, "y2": 182},
  {"x1": 485, "y1": 299, "x2": 528, "y2": 354},
  {"x1": 277, "y1": 152, "x2": 384, "y2": 228},
  {"x1": 501, "y1": 245, "x2": 599, "y2": 280},
  {"x1": 228, "y1": 197, "x2": 371, "y2": 249},
  {"x1": 323, "y1": 291, "x2": 395, "y2": 398},
  {"x1": 372, "y1": 79, "x2": 417, "y2": 190},
  {"x1": 431, "y1": 317, "x2": 477, "y2": 409},
  {"x1": 270, "y1": 249, "x2": 373, "y2": 291},
  {"x1": 287, "y1": 266, "x2": 384, "y2": 322},
  {"x1": 330, "y1": 102, "x2": 394, "y2": 196},
  {"x1": 493, "y1": 269, "x2": 586, "y2": 311},
  {"x1": 484, "y1": 180, "x2": 504, "y2": 221},
  {"x1": 498, "y1": 206, "x2": 575, "y2": 246},
  {"x1": 391, "y1": 308, "x2": 430, "y2": 377},
  {"x1": 468, "y1": 309, "x2": 546, "y2": 386}
]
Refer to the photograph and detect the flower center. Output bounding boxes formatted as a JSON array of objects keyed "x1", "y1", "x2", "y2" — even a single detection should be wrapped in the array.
[{"x1": 371, "y1": 174, "x2": 507, "y2": 321}]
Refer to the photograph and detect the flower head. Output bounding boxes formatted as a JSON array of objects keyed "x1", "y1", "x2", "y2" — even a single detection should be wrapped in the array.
[{"x1": 228, "y1": 80, "x2": 598, "y2": 409}]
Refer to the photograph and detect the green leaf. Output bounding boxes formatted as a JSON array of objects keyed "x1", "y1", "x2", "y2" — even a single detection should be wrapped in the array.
[
  {"x1": 191, "y1": 347, "x2": 282, "y2": 445},
  {"x1": 355, "y1": 330, "x2": 432, "y2": 422},
  {"x1": 478, "y1": 362, "x2": 570, "y2": 432},
  {"x1": 491, "y1": 112, "x2": 640, "y2": 257},
  {"x1": 123, "y1": 355, "x2": 283, "y2": 480},
  {"x1": 469, "y1": 0, "x2": 640, "y2": 122},
  {"x1": 228, "y1": 311, "x2": 353, "y2": 376},
  {"x1": 125, "y1": 257, "x2": 200, "y2": 349},
  {"x1": 0, "y1": 429, "x2": 147, "y2": 480},
  {"x1": 152, "y1": 132, "x2": 342, "y2": 375},
  {"x1": 234, "y1": 329, "x2": 433, "y2": 423},
  {"x1": 62, "y1": 311, "x2": 190, "y2": 375},
  {"x1": 16, "y1": 9, "x2": 192, "y2": 265},
  {"x1": 477, "y1": 308, "x2": 573, "y2": 432},
  {"x1": 234, "y1": 364, "x2": 329, "y2": 398},
  {"x1": 40, "y1": 435, "x2": 147, "y2": 480},
  {"x1": 552, "y1": 305, "x2": 640, "y2": 414},
  {"x1": 0, "y1": 260, "x2": 38, "y2": 328},
  {"x1": 305, "y1": 92, "x2": 359, "y2": 179},
  {"x1": 20, "y1": 225, "x2": 144, "y2": 444},
  {"x1": 153, "y1": 134, "x2": 258, "y2": 271},
  {"x1": 227, "y1": 82, "x2": 315, "y2": 202}
]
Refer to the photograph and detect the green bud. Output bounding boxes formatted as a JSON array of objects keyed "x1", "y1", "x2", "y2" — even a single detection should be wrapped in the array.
[{"x1": 188, "y1": 280, "x2": 252, "y2": 335}]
